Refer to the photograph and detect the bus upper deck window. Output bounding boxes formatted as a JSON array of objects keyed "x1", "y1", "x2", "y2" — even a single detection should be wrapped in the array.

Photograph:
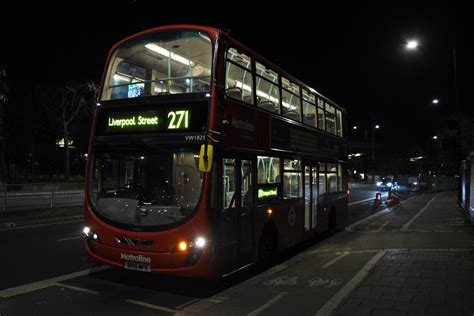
[{"x1": 101, "y1": 30, "x2": 213, "y2": 101}]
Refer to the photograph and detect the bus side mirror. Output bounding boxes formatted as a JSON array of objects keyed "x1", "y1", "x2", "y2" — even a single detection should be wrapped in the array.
[{"x1": 199, "y1": 144, "x2": 213, "y2": 172}]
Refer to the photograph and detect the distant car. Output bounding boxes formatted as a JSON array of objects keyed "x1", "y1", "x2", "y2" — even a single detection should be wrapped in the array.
[{"x1": 376, "y1": 178, "x2": 396, "y2": 191}]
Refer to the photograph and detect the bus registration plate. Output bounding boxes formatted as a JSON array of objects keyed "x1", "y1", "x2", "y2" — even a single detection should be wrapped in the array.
[{"x1": 124, "y1": 261, "x2": 151, "y2": 272}]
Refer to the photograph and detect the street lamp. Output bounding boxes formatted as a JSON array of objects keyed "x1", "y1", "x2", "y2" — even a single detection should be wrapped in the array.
[
  {"x1": 372, "y1": 123, "x2": 380, "y2": 161},
  {"x1": 351, "y1": 120, "x2": 380, "y2": 161},
  {"x1": 405, "y1": 39, "x2": 460, "y2": 159},
  {"x1": 406, "y1": 40, "x2": 419, "y2": 50}
]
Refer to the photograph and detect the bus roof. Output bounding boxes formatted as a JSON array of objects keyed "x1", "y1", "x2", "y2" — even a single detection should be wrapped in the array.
[{"x1": 104, "y1": 24, "x2": 346, "y2": 113}]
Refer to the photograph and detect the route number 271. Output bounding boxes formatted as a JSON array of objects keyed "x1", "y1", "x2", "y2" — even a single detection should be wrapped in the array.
[{"x1": 168, "y1": 110, "x2": 189, "y2": 129}]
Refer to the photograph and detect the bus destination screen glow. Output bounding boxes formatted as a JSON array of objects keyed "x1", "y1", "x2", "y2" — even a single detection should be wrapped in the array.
[
  {"x1": 258, "y1": 187, "x2": 278, "y2": 199},
  {"x1": 106, "y1": 109, "x2": 190, "y2": 133}
]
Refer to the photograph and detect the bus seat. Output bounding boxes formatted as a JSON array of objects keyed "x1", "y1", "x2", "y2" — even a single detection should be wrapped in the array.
[
  {"x1": 303, "y1": 115, "x2": 316, "y2": 126},
  {"x1": 243, "y1": 95, "x2": 254, "y2": 104},
  {"x1": 226, "y1": 87, "x2": 242, "y2": 100},
  {"x1": 258, "y1": 100, "x2": 277, "y2": 112},
  {"x1": 285, "y1": 110, "x2": 301, "y2": 121}
]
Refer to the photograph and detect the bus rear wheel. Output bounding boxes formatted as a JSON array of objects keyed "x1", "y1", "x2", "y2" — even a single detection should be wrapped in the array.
[{"x1": 258, "y1": 227, "x2": 277, "y2": 266}]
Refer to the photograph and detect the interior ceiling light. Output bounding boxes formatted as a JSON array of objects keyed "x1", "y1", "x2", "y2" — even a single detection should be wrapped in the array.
[{"x1": 145, "y1": 43, "x2": 195, "y2": 66}]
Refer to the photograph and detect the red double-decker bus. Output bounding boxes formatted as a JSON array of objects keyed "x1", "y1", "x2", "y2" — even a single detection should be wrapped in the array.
[{"x1": 83, "y1": 25, "x2": 348, "y2": 278}]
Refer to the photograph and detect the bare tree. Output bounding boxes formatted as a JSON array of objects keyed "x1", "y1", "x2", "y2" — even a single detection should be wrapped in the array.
[{"x1": 41, "y1": 81, "x2": 98, "y2": 180}]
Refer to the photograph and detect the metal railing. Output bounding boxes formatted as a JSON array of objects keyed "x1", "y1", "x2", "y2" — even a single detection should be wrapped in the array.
[{"x1": 1, "y1": 183, "x2": 84, "y2": 211}]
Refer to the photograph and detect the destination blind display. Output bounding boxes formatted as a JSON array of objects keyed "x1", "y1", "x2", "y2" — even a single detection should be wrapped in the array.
[
  {"x1": 95, "y1": 102, "x2": 208, "y2": 136},
  {"x1": 106, "y1": 109, "x2": 190, "y2": 133}
]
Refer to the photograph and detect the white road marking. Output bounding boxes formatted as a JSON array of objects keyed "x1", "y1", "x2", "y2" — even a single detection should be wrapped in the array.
[
  {"x1": 57, "y1": 235, "x2": 83, "y2": 242},
  {"x1": 321, "y1": 252, "x2": 350, "y2": 269},
  {"x1": 208, "y1": 298, "x2": 224, "y2": 303},
  {"x1": 400, "y1": 193, "x2": 441, "y2": 231},
  {"x1": 53, "y1": 282, "x2": 98, "y2": 294},
  {"x1": 374, "y1": 221, "x2": 389, "y2": 232},
  {"x1": 263, "y1": 276, "x2": 298, "y2": 286},
  {"x1": 348, "y1": 196, "x2": 381, "y2": 206},
  {"x1": 270, "y1": 265, "x2": 288, "y2": 271},
  {"x1": 315, "y1": 250, "x2": 386, "y2": 316},
  {"x1": 247, "y1": 292, "x2": 288, "y2": 316},
  {"x1": 0, "y1": 266, "x2": 109, "y2": 298},
  {"x1": 345, "y1": 207, "x2": 392, "y2": 231},
  {"x1": 308, "y1": 278, "x2": 343, "y2": 287},
  {"x1": 176, "y1": 297, "x2": 230, "y2": 315},
  {"x1": 126, "y1": 299, "x2": 178, "y2": 313},
  {"x1": 345, "y1": 195, "x2": 418, "y2": 231},
  {"x1": 304, "y1": 247, "x2": 353, "y2": 255}
]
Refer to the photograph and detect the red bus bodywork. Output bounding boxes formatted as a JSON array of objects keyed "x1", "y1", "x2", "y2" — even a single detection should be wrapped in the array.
[{"x1": 84, "y1": 25, "x2": 348, "y2": 278}]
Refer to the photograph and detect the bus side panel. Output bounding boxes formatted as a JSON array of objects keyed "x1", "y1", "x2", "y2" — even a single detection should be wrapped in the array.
[
  {"x1": 333, "y1": 194, "x2": 349, "y2": 226},
  {"x1": 255, "y1": 199, "x2": 304, "y2": 252},
  {"x1": 317, "y1": 193, "x2": 348, "y2": 231},
  {"x1": 316, "y1": 198, "x2": 330, "y2": 233}
]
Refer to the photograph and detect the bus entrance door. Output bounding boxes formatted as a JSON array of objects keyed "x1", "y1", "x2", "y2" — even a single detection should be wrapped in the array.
[{"x1": 220, "y1": 157, "x2": 254, "y2": 273}]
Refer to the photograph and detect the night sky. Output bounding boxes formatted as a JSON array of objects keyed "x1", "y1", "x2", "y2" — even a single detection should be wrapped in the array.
[{"x1": 1, "y1": 2, "x2": 473, "y2": 154}]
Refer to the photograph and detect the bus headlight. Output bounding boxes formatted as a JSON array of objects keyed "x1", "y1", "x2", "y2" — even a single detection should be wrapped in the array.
[
  {"x1": 177, "y1": 236, "x2": 207, "y2": 252},
  {"x1": 194, "y1": 237, "x2": 206, "y2": 248},
  {"x1": 83, "y1": 226, "x2": 99, "y2": 241}
]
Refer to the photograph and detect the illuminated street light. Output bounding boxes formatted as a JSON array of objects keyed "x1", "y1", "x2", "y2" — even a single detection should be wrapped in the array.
[
  {"x1": 372, "y1": 117, "x2": 380, "y2": 161},
  {"x1": 404, "y1": 37, "x2": 461, "y2": 169},
  {"x1": 353, "y1": 126, "x2": 358, "y2": 130},
  {"x1": 406, "y1": 40, "x2": 419, "y2": 50}
]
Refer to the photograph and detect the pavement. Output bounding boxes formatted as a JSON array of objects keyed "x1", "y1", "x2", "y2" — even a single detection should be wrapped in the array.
[
  {"x1": 335, "y1": 248, "x2": 474, "y2": 316},
  {"x1": 0, "y1": 206, "x2": 83, "y2": 230},
  {"x1": 333, "y1": 192, "x2": 474, "y2": 316}
]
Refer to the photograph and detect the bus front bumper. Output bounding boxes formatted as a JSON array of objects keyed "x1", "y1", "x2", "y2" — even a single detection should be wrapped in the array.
[{"x1": 84, "y1": 238, "x2": 217, "y2": 278}]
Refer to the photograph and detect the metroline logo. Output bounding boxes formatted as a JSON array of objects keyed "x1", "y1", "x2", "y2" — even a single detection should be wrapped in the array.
[{"x1": 120, "y1": 252, "x2": 151, "y2": 263}]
